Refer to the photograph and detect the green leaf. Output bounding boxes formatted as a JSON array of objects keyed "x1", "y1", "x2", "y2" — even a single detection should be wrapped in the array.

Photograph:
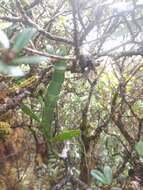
[
  {"x1": 103, "y1": 166, "x2": 113, "y2": 184},
  {"x1": 91, "y1": 170, "x2": 107, "y2": 184},
  {"x1": 52, "y1": 130, "x2": 80, "y2": 141},
  {"x1": 12, "y1": 28, "x2": 36, "y2": 53},
  {"x1": 21, "y1": 103, "x2": 40, "y2": 123},
  {"x1": 41, "y1": 60, "x2": 66, "y2": 139},
  {"x1": 135, "y1": 141, "x2": 143, "y2": 157},
  {"x1": 12, "y1": 56, "x2": 47, "y2": 65}
]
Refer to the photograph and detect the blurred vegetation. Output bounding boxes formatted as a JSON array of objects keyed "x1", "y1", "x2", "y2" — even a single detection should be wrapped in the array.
[{"x1": 0, "y1": 0, "x2": 143, "y2": 189}]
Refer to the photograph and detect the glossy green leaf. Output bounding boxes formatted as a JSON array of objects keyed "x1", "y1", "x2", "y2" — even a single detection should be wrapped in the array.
[
  {"x1": 91, "y1": 170, "x2": 107, "y2": 184},
  {"x1": 135, "y1": 141, "x2": 143, "y2": 157},
  {"x1": 21, "y1": 103, "x2": 40, "y2": 123},
  {"x1": 103, "y1": 166, "x2": 113, "y2": 184},
  {"x1": 52, "y1": 130, "x2": 80, "y2": 141},
  {"x1": 12, "y1": 28, "x2": 36, "y2": 53},
  {"x1": 12, "y1": 56, "x2": 47, "y2": 65}
]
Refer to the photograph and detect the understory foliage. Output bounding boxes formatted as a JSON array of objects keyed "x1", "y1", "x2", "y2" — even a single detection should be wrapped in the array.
[{"x1": 0, "y1": 0, "x2": 143, "y2": 189}]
